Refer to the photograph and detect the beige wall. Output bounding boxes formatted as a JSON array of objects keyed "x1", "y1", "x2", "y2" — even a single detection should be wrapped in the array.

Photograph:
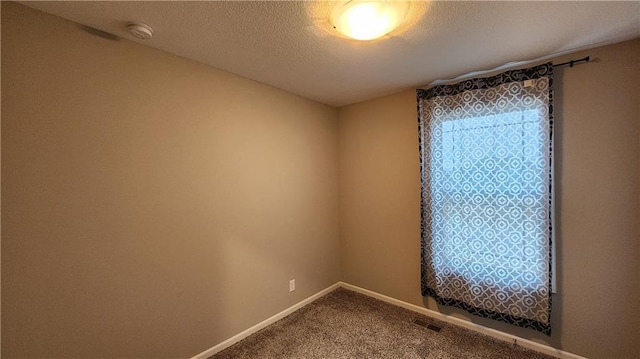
[
  {"x1": 338, "y1": 39, "x2": 640, "y2": 359},
  {"x1": 1, "y1": 3, "x2": 340, "y2": 358}
]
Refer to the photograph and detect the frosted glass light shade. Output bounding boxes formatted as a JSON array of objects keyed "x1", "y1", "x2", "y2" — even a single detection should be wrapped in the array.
[{"x1": 331, "y1": 1, "x2": 408, "y2": 41}]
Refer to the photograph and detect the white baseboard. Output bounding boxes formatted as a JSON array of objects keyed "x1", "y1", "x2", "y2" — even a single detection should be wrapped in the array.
[
  {"x1": 190, "y1": 282, "x2": 341, "y2": 359},
  {"x1": 339, "y1": 282, "x2": 585, "y2": 359},
  {"x1": 192, "y1": 281, "x2": 584, "y2": 359}
]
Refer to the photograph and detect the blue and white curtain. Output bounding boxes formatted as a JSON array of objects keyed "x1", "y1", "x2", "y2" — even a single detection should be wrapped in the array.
[{"x1": 417, "y1": 63, "x2": 553, "y2": 334}]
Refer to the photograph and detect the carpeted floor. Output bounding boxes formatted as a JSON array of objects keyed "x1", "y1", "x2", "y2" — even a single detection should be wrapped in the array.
[{"x1": 211, "y1": 288, "x2": 554, "y2": 359}]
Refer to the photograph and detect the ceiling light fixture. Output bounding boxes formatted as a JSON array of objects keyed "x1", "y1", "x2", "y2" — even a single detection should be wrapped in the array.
[{"x1": 331, "y1": 1, "x2": 408, "y2": 41}]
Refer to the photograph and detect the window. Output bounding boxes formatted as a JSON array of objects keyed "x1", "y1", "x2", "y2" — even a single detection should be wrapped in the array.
[
  {"x1": 438, "y1": 110, "x2": 548, "y2": 290},
  {"x1": 418, "y1": 63, "x2": 553, "y2": 334}
]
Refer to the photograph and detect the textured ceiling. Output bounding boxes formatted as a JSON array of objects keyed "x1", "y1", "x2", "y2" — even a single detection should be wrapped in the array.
[{"x1": 18, "y1": 1, "x2": 640, "y2": 107}]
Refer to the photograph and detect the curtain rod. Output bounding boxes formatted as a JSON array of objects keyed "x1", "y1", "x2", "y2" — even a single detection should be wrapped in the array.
[
  {"x1": 553, "y1": 56, "x2": 590, "y2": 68},
  {"x1": 423, "y1": 54, "x2": 592, "y2": 88}
]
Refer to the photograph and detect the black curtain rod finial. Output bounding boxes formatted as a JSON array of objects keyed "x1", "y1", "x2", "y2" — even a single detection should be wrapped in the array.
[{"x1": 553, "y1": 56, "x2": 590, "y2": 68}]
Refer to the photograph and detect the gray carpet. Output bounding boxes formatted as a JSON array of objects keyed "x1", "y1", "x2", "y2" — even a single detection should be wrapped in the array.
[{"x1": 211, "y1": 288, "x2": 554, "y2": 359}]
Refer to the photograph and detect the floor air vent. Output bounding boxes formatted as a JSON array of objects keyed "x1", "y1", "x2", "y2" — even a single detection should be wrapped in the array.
[
  {"x1": 413, "y1": 319, "x2": 442, "y2": 332},
  {"x1": 426, "y1": 324, "x2": 442, "y2": 332}
]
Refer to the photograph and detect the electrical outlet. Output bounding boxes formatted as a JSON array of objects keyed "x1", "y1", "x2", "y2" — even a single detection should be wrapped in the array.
[{"x1": 289, "y1": 279, "x2": 295, "y2": 292}]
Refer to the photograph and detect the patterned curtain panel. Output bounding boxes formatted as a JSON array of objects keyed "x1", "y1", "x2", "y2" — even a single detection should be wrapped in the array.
[{"x1": 417, "y1": 63, "x2": 554, "y2": 334}]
